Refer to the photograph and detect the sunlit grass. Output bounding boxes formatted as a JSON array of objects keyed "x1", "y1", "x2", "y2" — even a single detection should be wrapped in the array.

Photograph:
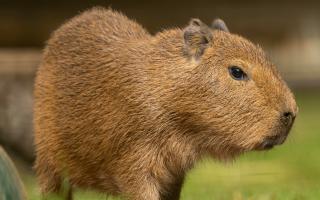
[{"x1": 23, "y1": 91, "x2": 320, "y2": 200}]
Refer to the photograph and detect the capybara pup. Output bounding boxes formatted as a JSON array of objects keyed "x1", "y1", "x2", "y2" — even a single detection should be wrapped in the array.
[{"x1": 34, "y1": 7, "x2": 297, "y2": 200}]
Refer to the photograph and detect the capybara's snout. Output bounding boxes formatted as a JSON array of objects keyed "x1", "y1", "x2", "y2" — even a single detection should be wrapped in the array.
[{"x1": 257, "y1": 98, "x2": 297, "y2": 151}]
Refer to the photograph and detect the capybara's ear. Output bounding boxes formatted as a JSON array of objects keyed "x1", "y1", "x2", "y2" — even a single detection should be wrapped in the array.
[
  {"x1": 211, "y1": 18, "x2": 229, "y2": 32},
  {"x1": 183, "y1": 18, "x2": 213, "y2": 59}
]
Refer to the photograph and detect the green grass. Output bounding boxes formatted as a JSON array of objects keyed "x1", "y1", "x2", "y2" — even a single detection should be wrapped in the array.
[{"x1": 22, "y1": 91, "x2": 320, "y2": 200}]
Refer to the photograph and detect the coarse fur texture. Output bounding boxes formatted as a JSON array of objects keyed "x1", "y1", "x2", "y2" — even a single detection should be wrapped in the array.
[{"x1": 34, "y1": 7, "x2": 298, "y2": 200}]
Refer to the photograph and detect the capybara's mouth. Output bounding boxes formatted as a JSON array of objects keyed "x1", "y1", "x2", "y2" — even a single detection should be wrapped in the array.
[{"x1": 255, "y1": 134, "x2": 288, "y2": 151}]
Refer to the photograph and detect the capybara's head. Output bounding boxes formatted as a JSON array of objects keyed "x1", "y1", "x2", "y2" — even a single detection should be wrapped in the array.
[{"x1": 176, "y1": 19, "x2": 297, "y2": 158}]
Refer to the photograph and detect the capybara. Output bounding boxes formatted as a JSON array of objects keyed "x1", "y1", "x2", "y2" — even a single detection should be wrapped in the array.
[{"x1": 34, "y1": 7, "x2": 297, "y2": 200}]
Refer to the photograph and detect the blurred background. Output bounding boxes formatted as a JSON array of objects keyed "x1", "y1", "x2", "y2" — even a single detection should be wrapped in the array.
[{"x1": 0, "y1": 0, "x2": 319, "y2": 199}]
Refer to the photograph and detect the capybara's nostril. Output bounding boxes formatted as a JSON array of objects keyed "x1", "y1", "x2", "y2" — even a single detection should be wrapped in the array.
[
  {"x1": 283, "y1": 111, "x2": 293, "y2": 118},
  {"x1": 282, "y1": 111, "x2": 295, "y2": 128}
]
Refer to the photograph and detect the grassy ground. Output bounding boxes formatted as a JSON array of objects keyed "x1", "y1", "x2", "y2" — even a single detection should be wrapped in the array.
[{"x1": 21, "y1": 91, "x2": 320, "y2": 200}]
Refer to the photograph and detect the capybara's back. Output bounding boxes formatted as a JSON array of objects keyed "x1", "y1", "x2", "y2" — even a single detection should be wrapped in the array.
[{"x1": 34, "y1": 7, "x2": 297, "y2": 200}]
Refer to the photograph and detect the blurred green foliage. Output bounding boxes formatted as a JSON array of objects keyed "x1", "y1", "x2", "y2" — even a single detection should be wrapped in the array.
[{"x1": 0, "y1": 147, "x2": 26, "y2": 200}]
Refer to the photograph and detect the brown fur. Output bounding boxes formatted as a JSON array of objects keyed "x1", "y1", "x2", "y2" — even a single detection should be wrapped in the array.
[{"x1": 34, "y1": 7, "x2": 297, "y2": 200}]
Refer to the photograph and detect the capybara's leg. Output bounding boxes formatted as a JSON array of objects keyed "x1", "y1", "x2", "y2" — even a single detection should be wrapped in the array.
[
  {"x1": 121, "y1": 176, "x2": 160, "y2": 200},
  {"x1": 34, "y1": 156, "x2": 62, "y2": 197},
  {"x1": 159, "y1": 178, "x2": 184, "y2": 200},
  {"x1": 129, "y1": 187, "x2": 160, "y2": 200},
  {"x1": 65, "y1": 185, "x2": 73, "y2": 200}
]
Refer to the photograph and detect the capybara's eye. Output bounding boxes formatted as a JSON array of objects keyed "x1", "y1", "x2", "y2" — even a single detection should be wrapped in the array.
[{"x1": 228, "y1": 66, "x2": 247, "y2": 80}]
